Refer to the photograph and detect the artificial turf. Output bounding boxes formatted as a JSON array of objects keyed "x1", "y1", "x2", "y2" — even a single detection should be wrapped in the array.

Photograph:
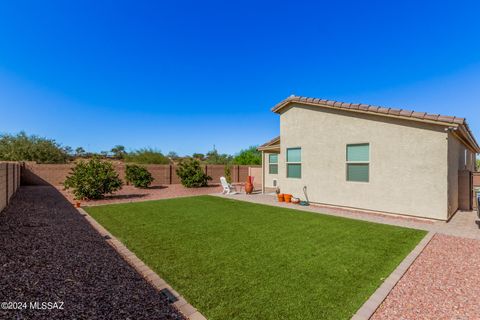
[{"x1": 85, "y1": 196, "x2": 426, "y2": 320}]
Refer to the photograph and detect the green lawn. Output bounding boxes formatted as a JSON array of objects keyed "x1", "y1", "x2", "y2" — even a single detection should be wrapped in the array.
[{"x1": 85, "y1": 196, "x2": 426, "y2": 320}]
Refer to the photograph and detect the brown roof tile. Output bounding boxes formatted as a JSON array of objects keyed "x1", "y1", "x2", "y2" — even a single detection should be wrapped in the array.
[
  {"x1": 411, "y1": 112, "x2": 427, "y2": 119},
  {"x1": 424, "y1": 114, "x2": 440, "y2": 121},
  {"x1": 399, "y1": 110, "x2": 413, "y2": 117},
  {"x1": 258, "y1": 136, "x2": 280, "y2": 148},
  {"x1": 270, "y1": 95, "x2": 479, "y2": 151},
  {"x1": 377, "y1": 107, "x2": 390, "y2": 114},
  {"x1": 389, "y1": 108, "x2": 402, "y2": 116},
  {"x1": 437, "y1": 115, "x2": 455, "y2": 122},
  {"x1": 453, "y1": 117, "x2": 465, "y2": 124}
]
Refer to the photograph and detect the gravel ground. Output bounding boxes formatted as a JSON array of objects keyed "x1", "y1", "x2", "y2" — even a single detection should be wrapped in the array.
[
  {"x1": 0, "y1": 186, "x2": 185, "y2": 320},
  {"x1": 372, "y1": 233, "x2": 480, "y2": 320},
  {"x1": 59, "y1": 184, "x2": 223, "y2": 206}
]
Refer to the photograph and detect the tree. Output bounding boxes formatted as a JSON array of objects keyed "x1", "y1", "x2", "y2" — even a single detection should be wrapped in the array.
[
  {"x1": 124, "y1": 148, "x2": 170, "y2": 164},
  {"x1": 205, "y1": 149, "x2": 232, "y2": 165},
  {"x1": 0, "y1": 132, "x2": 68, "y2": 164},
  {"x1": 111, "y1": 145, "x2": 126, "y2": 159},
  {"x1": 233, "y1": 146, "x2": 261, "y2": 165},
  {"x1": 192, "y1": 153, "x2": 205, "y2": 161},
  {"x1": 477, "y1": 158, "x2": 480, "y2": 171},
  {"x1": 176, "y1": 158, "x2": 211, "y2": 187},
  {"x1": 63, "y1": 146, "x2": 73, "y2": 156},
  {"x1": 63, "y1": 158, "x2": 123, "y2": 199},
  {"x1": 75, "y1": 147, "x2": 86, "y2": 157},
  {"x1": 167, "y1": 151, "x2": 179, "y2": 160}
]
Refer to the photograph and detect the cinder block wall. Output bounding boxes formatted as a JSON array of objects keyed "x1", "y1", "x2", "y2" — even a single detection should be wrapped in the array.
[
  {"x1": 22, "y1": 162, "x2": 259, "y2": 187},
  {"x1": 474, "y1": 172, "x2": 480, "y2": 210},
  {"x1": 0, "y1": 162, "x2": 21, "y2": 213}
]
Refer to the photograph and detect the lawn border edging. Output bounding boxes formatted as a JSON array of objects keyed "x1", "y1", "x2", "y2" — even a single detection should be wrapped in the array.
[
  {"x1": 351, "y1": 231, "x2": 436, "y2": 320},
  {"x1": 76, "y1": 207, "x2": 207, "y2": 320}
]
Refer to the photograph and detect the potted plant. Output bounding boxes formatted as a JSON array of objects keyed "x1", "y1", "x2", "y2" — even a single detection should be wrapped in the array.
[
  {"x1": 276, "y1": 187, "x2": 284, "y2": 202},
  {"x1": 284, "y1": 194, "x2": 292, "y2": 203}
]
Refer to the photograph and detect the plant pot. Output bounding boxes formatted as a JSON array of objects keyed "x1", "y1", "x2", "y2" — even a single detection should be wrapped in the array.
[
  {"x1": 245, "y1": 182, "x2": 254, "y2": 194},
  {"x1": 284, "y1": 194, "x2": 292, "y2": 203},
  {"x1": 74, "y1": 201, "x2": 81, "y2": 208}
]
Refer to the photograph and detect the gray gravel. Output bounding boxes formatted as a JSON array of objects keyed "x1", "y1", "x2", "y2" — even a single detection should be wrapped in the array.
[{"x1": 0, "y1": 186, "x2": 185, "y2": 320}]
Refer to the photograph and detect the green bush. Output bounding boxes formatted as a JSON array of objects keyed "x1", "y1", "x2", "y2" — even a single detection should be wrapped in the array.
[
  {"x1": 64, "y1": 158, "x2": 123, "y2": 200},
  {"x1": 125, "y1": 164, "x2": 154, "y2": 188},
  {"x1": 176, "y1": 158, "x2": 211, "y2": 188},
  {"x1": 224, "y1": 164, "x2": 232, "y2": 183},
  {"x1": 124, "y1": 148, "x2": 170, "y2": 164},
  {"x1": 0, "y1": 131, "x2": 68, "y2": 163},
  {"x1": 205, "y1": 149, "x2": 232, "y2": 165},
  {"x1": 233, "y1": 146, "x2": 261, "y2": 165}
]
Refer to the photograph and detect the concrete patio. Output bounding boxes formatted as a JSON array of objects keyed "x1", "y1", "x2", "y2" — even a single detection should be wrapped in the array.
[{"x1": 217, "y1": 192, "x2": 480, "y2": 239}]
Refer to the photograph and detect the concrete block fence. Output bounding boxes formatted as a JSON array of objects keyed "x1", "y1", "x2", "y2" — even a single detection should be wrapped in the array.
[
  {"x1": 21, "y1": 162, "x2": 261, "y2": 187},
  {"x1": 0, "y1": 162, "x2": 21, "y2": 212},
  {"x1": 474, "y1": 172, "x2": 480, "y2": 210}
]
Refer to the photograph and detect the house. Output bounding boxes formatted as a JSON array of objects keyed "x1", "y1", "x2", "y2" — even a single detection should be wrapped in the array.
[{"x1": 258, "y1": 95, "x2": 479, "y2": 220}]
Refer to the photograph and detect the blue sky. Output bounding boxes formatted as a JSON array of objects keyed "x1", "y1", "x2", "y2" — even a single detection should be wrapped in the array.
[{"x1": 0, "y1": 0, "x2": 479, "y2": 155}]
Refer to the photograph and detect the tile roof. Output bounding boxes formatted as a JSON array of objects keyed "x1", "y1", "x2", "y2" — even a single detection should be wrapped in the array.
[
  {"x1": 269, "y1": 95, "x2": 479, "y2": 152},
  {"x1": 272, "y1": 95, "x2": 465, "y2": 125},
  {"x1": 258, "y1": 136, "x2": 280, "y2": 149}
]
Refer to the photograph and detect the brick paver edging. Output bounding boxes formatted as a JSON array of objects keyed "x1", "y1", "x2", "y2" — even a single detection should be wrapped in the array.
[
  {"x1": 351, "y1": 231, "x2": 436, "y2": 320},
  {"x1": 76, "y1": 207, "x2": 207, "y2": 320}
]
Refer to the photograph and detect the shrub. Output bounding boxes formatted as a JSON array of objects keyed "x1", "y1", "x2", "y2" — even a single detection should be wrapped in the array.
[
  {"x1": 233, "y1": 146, "x2": 261, "y2": 165},
  {"x1": 224, "y1": 164, "x2": 232, "y2": 183},
  {"x1": 124, "y1": 148, "x2": 170, "y2": 164},
  {"x1": 64, "y1": 158, "x2": 123, "y2": 200},
  {"x1": 176, "y1": 158, "x2": 211, "y2": 188},
  {"x1": 0, "y1": 131, "x2": 68, "y2": 163},
  {"x1": 125, "y1": 164, "x2": 154, "y2": 188}
]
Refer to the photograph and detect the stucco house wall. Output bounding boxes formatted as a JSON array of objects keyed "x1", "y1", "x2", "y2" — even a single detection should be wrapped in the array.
[
  {"x1": 263, "y1": 152, "x2": 279, "y2": 189},
  {"x1": 276, "y1": 104, "x2": 450, "y2": 220},
  {"x1": 447, "y1": 133, "x2": 476, "y2": 215}
]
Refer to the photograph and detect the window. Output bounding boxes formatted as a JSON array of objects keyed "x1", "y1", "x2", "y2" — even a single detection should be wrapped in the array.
[
  {"x1": 286, "y1": 148, "x2": 301, "y2": 178},
  {"x1": 268, "y1": 154, "x2": 278, "y2": 174},
  {"x1": 346, "y1": 143, "x2": 369, "y2": 182}
]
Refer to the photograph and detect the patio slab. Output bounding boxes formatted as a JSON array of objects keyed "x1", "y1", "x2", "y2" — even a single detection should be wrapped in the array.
[{"x1": 217, "y1": 193, "x2": 480, "y2": 240}]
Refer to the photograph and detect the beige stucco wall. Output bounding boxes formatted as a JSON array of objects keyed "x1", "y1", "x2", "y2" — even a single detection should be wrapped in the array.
[
  {"x1": 263, "y1": 152, "x2": 279, "y2": 189},
  {"x1": 276, "y1": 104, "x2": 450, "y2": 220},
  {"x1": 447, "y1": 133, "x2": 476, "y2": 215}
]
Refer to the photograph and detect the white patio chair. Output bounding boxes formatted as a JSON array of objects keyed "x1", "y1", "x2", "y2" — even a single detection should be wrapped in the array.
[{"x1": 220, "y1": 177, "x2": 238, "y2": 195}]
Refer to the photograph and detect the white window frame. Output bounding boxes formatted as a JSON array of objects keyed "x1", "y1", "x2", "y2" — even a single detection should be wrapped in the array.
[
  {"x1": 268, "y1": 154, "x2": 278, "y2": 175},
  {"x1": 346, "y1": 143, "x2": 370, "y2": 183},
  {"x1": 286, "y1": 147, "x2": 302, "y2": 179}
]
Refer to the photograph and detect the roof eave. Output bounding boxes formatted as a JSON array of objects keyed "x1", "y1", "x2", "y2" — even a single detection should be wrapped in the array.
[{"x1": 273, "y1": 99, "x2": 466, "y2": 128}]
